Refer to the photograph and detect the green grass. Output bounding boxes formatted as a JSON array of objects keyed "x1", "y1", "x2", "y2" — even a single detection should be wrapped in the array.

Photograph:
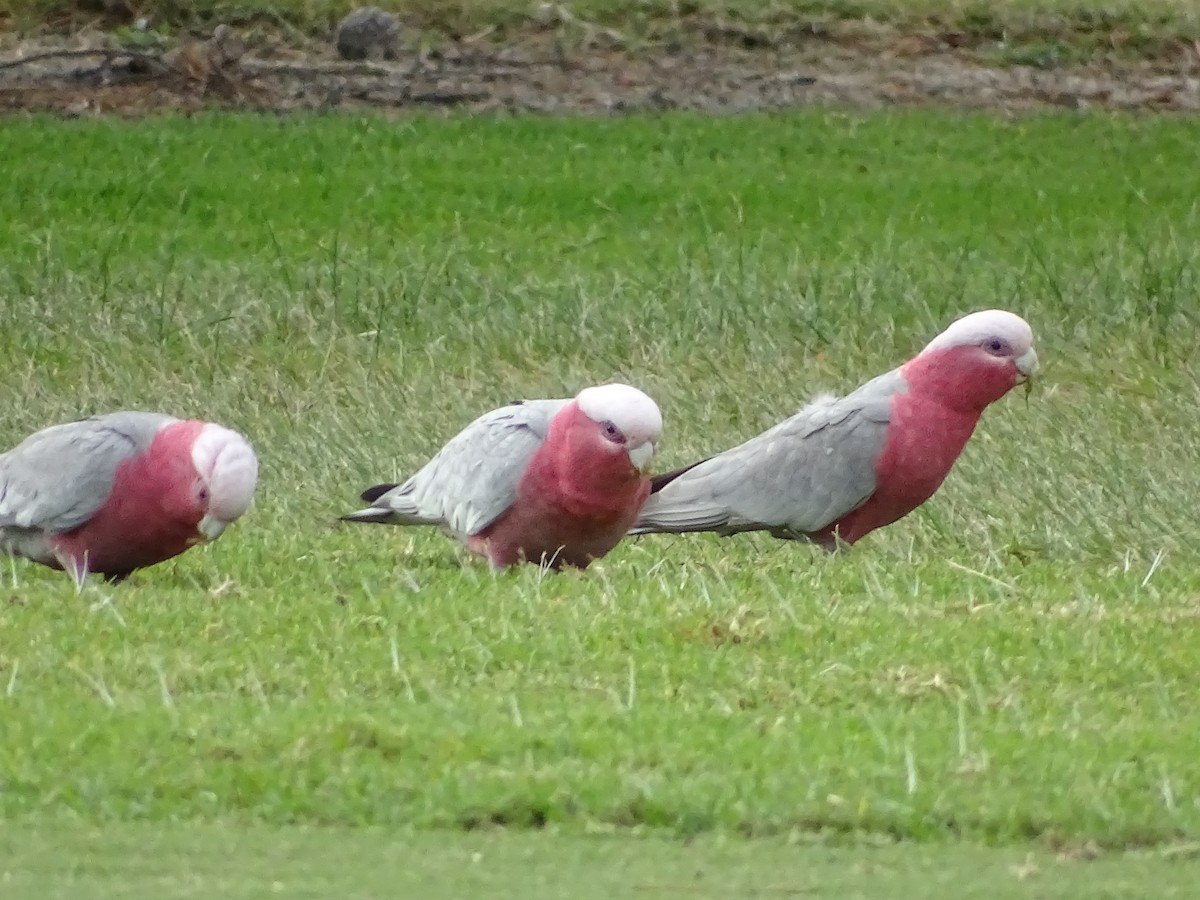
[
  {"x1": 1, "y1": 109, "x2": 1200, "y2": 877},
  {"x1": 9, "y1": 0, "x2": 1200, "y2": 62},
  {"x1": 5, "y1": 822, "x2": 1200, "y2": 900}
]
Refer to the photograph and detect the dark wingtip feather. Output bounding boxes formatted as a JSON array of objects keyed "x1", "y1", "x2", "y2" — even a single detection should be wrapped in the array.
[
  {"x1": 649, "y1": 458, "x2": 711, "y2": 494},
  {"x1": 360, "y1": 482, "x2": 398, "y2": 504},
  {"x1": 339, "y1": 510, "x2": 395, "y2": 525}
]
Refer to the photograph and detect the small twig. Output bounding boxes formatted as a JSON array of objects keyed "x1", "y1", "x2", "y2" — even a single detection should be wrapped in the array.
[
  {"x1": 1142, "y1": 548, "x2": 1166, "y2": 587},
  {"x1": 461, "y1": 25, "x2": 497, "y2": 45},
  {"x1": 0, "y1": 47, "x2": 168, "y2": 74},
  {"x1": 152, "y1": 660, "x2": 175, "y2": 710},
  {"x1": 945, "y1": 559, "x2": 1017, "y2": 592},
  {"x1": 68, "y1": 663, "x2": 116, "y2": 708},
  {"x1": 904, "y1": 741, "x2": 918, "y2": 794},
  {"x1": 0, "y1": 44, "x2": 253, "y2": 100},
  {"x1": 407, "y1": 89, "x2": 491, "y2": 106},
  {"x1": 256, "y1": 8, "x2": 312, "y2": 45},
  {"x1": 6, "y1": 659, "x2": 19, "y2": 698},
  {"x1": 239, "y1": 58, "x2": 399, "y2": 79},
  {"x1": 389, "y1": 634, "x2": 401, "y2": 675}
]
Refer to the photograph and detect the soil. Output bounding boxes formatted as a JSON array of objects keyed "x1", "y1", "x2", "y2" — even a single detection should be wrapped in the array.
[{"x1": 2, "y1": 25, "x2": 1199, "y2": 117}]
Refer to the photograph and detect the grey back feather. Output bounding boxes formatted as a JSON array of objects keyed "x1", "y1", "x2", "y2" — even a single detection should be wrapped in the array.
[
  {"x1": 355, "y1": 399, "x2": 569, "y2": 537},
  {"x1": 632, "y1": 370, "x2": 905, "y2": 536},
  {"x1": 0, "y1": 411, "x2": 175, "y2": 535}
]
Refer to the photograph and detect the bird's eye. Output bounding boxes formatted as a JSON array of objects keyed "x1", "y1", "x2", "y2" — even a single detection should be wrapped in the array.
[
  {"x1": 198, "y1": 487, "x2": 210, "y2": 503},
  {"x1": 601, "y1": 421, "x2": 626, "y2": 443},
  {"x1": 985, "y1": 337, "x2": 1008, "y2": 355}
]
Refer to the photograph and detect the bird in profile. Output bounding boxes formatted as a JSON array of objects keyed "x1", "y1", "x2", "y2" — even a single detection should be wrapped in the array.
[{"x1": 631, "y1": 309, "x2": 1038, "y2": 549}]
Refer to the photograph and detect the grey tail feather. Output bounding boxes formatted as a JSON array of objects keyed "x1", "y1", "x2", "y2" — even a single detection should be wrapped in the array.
[
  {"x1": 628, "y1": 520, "x2": 705, "y2": 536},
  {"x1": 360, "y1": 482, "x2": 399, "y2": 503},
  {"x1": 630, "y1": 518, "x2": 752, "y2": 537},
  {"x1": 340, "y1": 508, "x2": 396, "y2": 525},
  {"x1": 650, "y1": 458, "x2": 712, "y2": 494},
  {"x1": 629, "y1": 520, "x2": 711, "y2": 536}
]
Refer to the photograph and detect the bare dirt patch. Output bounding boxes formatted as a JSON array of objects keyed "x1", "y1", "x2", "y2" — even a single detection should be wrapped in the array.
[{"x1": 2, "y1": 27, "x2": 1199, "y2": 117}]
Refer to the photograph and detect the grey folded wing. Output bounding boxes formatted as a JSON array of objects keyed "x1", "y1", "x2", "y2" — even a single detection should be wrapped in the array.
[
  {"x1": 632, "y1": 372, "x2": 901, "y2": 536},
  {"x1": 353, "y1": 398, "x2": 569, "y2": 537},
  {"x1": 0, "y1": 411, "x2": 173, "y2": 534}
]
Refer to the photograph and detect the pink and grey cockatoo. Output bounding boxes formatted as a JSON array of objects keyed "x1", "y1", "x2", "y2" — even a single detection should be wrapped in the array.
[
  {"x1": 0, "y1": 411, "x2": 259, "y2": 585},
  {"x1": 343, "y1": 383, "x2": 663, "y2": 570},
  {"x1": 631, "y1": 309, "x2": 1038, "y2": 548}
]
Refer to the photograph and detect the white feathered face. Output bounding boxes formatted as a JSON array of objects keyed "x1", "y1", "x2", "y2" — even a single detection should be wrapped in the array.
[
  {"x1": 190, "y1": 424, "x2": 259, "y2": 539},
  {"x1": 921, "y1": 309, "x2": 1039, "y2": 382},
  {"x1": 575, "y1": 383, "x2": 664, "y2": 473}
]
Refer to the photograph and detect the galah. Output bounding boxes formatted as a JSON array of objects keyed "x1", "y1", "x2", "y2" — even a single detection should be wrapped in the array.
[
  {"x1": 0, "y1": 411, "x2": 259, "y2": 585},
  {"x1": 343, "y1": 382, "x2": 663, "y2": 570},
  {"x1": 631, "y1": 309, "x2": 1038, "y2": 549}
]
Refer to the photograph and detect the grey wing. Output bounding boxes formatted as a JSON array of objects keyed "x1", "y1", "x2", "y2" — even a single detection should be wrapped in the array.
[
  {"x1": 356, "y1": 399, "x2": 569, "y2": 537},
  {"x1": 633, "y1": 371, "x2": 902, "y2": 536},
  {"x1": 0, "y1": 411, "x2": 174, "y2": 534}
]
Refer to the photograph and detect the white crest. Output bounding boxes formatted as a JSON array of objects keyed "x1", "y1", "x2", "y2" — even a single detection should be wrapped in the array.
[
  {"x1": 921, "y1": 309, "x2": 1034, "y2": 355},
  {"x1": 575, "y1": 383, "x2": 664, "y2": 446}
]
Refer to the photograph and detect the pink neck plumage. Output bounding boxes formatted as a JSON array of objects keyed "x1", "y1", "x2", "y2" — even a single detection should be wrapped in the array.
[
  {"x1": 900, "y1": 345, "x2": 1018, "y2": 414},
  {"x1": 535, "y1": 403, "x2": 644, "y2": 511}
]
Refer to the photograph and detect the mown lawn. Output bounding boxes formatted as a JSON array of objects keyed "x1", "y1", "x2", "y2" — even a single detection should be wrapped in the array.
[
  {"x1": 1, "y1": 109, "x2": 1200, "y2": 893},
  {"x1": 5, "y1": 821, "x2": 1200, "y2": 899}
]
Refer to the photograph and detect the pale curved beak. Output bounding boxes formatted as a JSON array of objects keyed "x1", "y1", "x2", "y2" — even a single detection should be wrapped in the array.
[
  {"x1": 628, "y1": 441, "x2": 656, "y2": 473},
  {"x1": 1015, "y1": 348, "x2": 1039, "y2": 396},
  {"x1": 197, "y1": 514, "x2": 228, "y2": 542},
  {"x1": 1015, "y1": 348, "x2": 1039, "y2": 381}
]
